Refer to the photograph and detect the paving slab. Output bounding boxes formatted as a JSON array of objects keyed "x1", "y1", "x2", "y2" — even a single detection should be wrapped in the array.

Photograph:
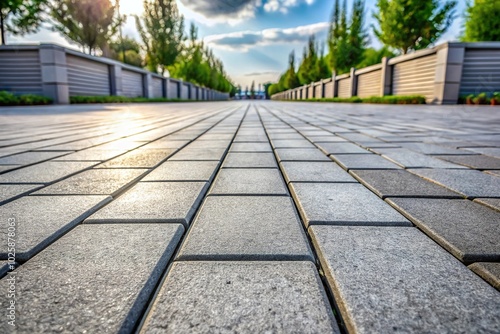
[
  {"x1": 140, "y1": 261, "x2": 339, "y2": 334},
  {"x1": 308, "y1": 136, "x2": 347, "y2": 143},
  {"x1": 350, "y1": 169, "x2": 462, "y2": 199},
  {"x1": 33, "y1": 168, "x2": 146, "y2": 196},
  {"x1": 387, "y1": 198, "x2": 500, "y2": 263},
  {"x1": 0, "y1": 195, "x2": 110, "y2": 261},
  {"x1": 410, "y1": 169, "x2": 500, "y2": 198},
  {"x1": 280, "y1": 161, "x2": 356, "y2": 183},
  {"x1": 210, "y1": 168, "x2": 287, "y2": 195},
  {"x1": 169, "y1": 148, "x2": 226, "y2": 161},
  {"x1": 142, "y1": 161, "x2": 220, "y2": 181},
  {"x1": 290, "y1": 183, "x2": 411, "y2": 227},
  {"x1": 0, "y1": 184, "x2": 43, "y2": 205},
  {"x1": 0, "y1": 165, "x2": 19, "y2": 173},
  {"x1": 271, "y1": 139, "x2": 315, "y2": 148},
  {"x1": 222, "y1": 152, "x2": 277, "y2": 168},
  {"x1": 275, "y1": 148, "x2": 330, "y2": 162},
  {"x1": 0, "y1": 223, "x2": 184, "y2": 333},
  {"x1": 97, "y1": 148, "x2": 174, "y2": 168},
  {"x1": 474, "y1": 198, "x2": 500, "y2": 212},
  {"x1": 399, "y1": 142, "x2": 476, "y2": 155},
  {"x1": 485, "y1": 169, "x2": 500, "y2": 177},
  {"x1": 85, "y1": 182, "x2": 208, "y2": 226},
  {"x1": 468, "y1": 262, "x2": 500, "y2": 290},
  {"x1": 54, "y1": 149, "x2": 130, "y2": 161},
  {"x1": 0, "y1": 151, "x2": 73, "y2": 165},
  {"x1": 376, "y1": 148, "x2": 466, "y2": 168},
  {"x1": 230, "y1": 142, "x2": 272, "y2": 152},
  {"x1": 0, "y1": 161, "x2": 96, "y2": 184},
  {"x1": 0, "y1": 261, "x2": 12, "y2": 277},
  {"x1": 331, "y1": 153, "x2": 400, "y2": 170},
  {"x1": 177, "y1": 196, "x2": 312, "y2": 261},
  {"x1": 309, "y1": 226, "x2": 500, "y2": 334},
  {"x1": 141, "y1": 139, "x2": 190, "y2": 149},
  {"x1": 464, "y1": 147, "x2": 500, "y2": 158},
  {"x1": 317, "y1": 142, "x2": 370, "y2": 155},
  {"x1": 435, "y1": 154, "x2": 500, "y2": 170}
]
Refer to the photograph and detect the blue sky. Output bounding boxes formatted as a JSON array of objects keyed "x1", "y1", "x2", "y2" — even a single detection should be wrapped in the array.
[{"x1": 9, "y1": 0, "x2": 466, "y2": 89}]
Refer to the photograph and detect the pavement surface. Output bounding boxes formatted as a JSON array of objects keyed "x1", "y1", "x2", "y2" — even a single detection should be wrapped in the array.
[{"x1": 0, "y1": 101, "x2": 499, "y2": 333}]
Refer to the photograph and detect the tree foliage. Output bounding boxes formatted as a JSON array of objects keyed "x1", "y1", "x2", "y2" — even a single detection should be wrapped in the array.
[
  {"x1": 50, "y1": 0, "x2": 121, "y2": 55},
  {"x1": 373, "y1": 0, "x2": 457, "y2": 54},
  {"x1": 108, "y1": 36, "x2": 143, "y2": 67},
  {"x1": 462, "y1": 0, "x2": 500, "y2": 42},
  {"x1": 0, "y1": 0, "x2": 47, "y2": 45},
  {"x1": 135, "y1": 0, "x2": 185, "y2": 75},
  {"x1": 356, "y1": 47, "x2": 395, "y2": 68}
]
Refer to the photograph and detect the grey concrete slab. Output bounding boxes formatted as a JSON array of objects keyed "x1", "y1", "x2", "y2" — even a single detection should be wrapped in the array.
[
  {"x1": 85, "y1": 182, "x2": 208, "y2": 226},
  {"x1": 474, "y1": 198, "x2": 500, "y2": 212},
  {"x1": 351, "y1": 170, "x2": 462, "y2": 199},
  {"x1": 177, "y1": 196, "x2": 312, "y2": 261},
  {"x1": 399, "y1": 142, "x2": 477, "y2": 155},
  {"x1": 140, "y1": 261, "x2": 339, "y2": 333},
  {"x1": 275, "y1": 148, "x2": 330, "y2": 162},
  {"x1": 34, "y1": 168, "x2": 146, "y2": 196},
  {"x1": 485, "y1": 169, "x2": 500, "y2": 177},
  {"x1": 464, "y1": 147, "x2": 500, "y2": 158},
  {"x1": 0, "y1": 165, "x2": 19, "y2": 173},
  {"x1": 317, "y1": 142, "x2": 370, "y2": 155},
  {"x1": 310, "y1": 226, "x2": 500, "y2": 334},
  {"x1": 97, "y1": 149, "x2": 175, "y2": 168},
  {"x1": 0, "y1": 184, "x2": 44, "y2": 205},
  {"x1": 142, "y1": 161, "x2": 220, "y2": 181},
  {"x1": 469, "y1": 262, "x2": 500, "y2": 290},
  {"x1": 210, "y1": 169, "x2": 287, "y2": 195},
  {"x1": 0, "y1": 223, "x2": 184, "y2": 333},
  {"x1": 435, "y1": 154, "x2": 500, "y2": 170},
  {"x1": 0, "y1": 195, "x2": 111, "y2": 261},
  {"x1": 230, "y1": 142, "x2": 272, "y2": 152},
  {"x1": 233, "y1": 134, "x2": 269, "y2": 142},
  {"x1": 184, "y1": 140, "x2": 232, "y2": 149},
  {"x1": 280, "y1": 161, "x2": 356, "y2": 183},
  {"x1": 141, "y1": 139, "x2": 190, "y2": 149},
  {"x1": 387, "y1": 198, "x2": 500, "y2": 263},
  {"x1": 271, "y1": 139, "x2": 315, "y2": 148},
  {"x1": 0, "y1": 161, "x2": 96, "y2": 184},
  {"x1": 331, "y1": 154, "x2": 400, "y2": 170},
  {"x1": 290, "y1": 183, "x2": 411, "y2": 227},
  {"x1": 376, "y1": 148, "x2": 466, "y2": 168},
  {"x1": 222, "y1": 152, "x2": 277, "y2": 168},
  {"x1": 410, "y1": 169, "x2": 500, "y2": 198},
  {"x1": 0, "y1": 151, "x2": 73, "y2": 165},
  {"x1": 54, "y1": 149, "x2": 129, "y2": 162},
  {"x1": 169, "y1": 148, "x2": 226, "y2": 161},
  {"x1": 308, "y1": 136, "x2": 347, "y2": 143}
]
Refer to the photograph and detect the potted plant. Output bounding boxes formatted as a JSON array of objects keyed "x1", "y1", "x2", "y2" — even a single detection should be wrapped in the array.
[
  {"x1": 473, "y1": 92, "x2": 489, "y2": 105},
  {"x1": 465, "y1": 94, "x2": 475, "y2": 105},
  {"x1": 491, "y1": 92, "x2": 500, "y2": 106}
]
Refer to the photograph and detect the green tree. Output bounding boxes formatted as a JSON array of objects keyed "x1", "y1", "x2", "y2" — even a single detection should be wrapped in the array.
[
  {"x1": 284, "y1": 50, "x2": 300, "y2": 90},
  {"x1": 373, "y1": 0, "x2": 457, "y2": 54},
  {"x1": 108, "y1": 37, "x2": 143, "y2": 67},
  {"x1": 462, "y1": 0, "x2": 500, "y2": 42},
  {"x1": 135, "y1": 0, "x2": 185, "y2": 75},
  {"x1": 268, "y1": 83, "x2": 281, "y2": 97},
  {"x1": 356, "y1": 47, "x2": 395, "y2": 68},
  {"x1": 0, "y1": 0, "x2": 47, "y2": 45},
  {"x1": 347, "y1": 0, "x2": 367, "y2": 69},
  {"x1": 250, "y1": 80, "x2": 255, "y2": 99},
  {"x1": 317, "y1": 44, "x2": 332, "y2": 79},
  {"x1": 51, "y1": 0, "x2": 122, "y2": 55},
  {"x1": 297, "y1": 35, "x2": 319, "y2": 85}
]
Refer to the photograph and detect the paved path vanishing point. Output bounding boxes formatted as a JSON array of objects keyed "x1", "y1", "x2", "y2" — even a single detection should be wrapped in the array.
[{"x1": 0, "y1": 101, "x2": 499, "y2": 333}]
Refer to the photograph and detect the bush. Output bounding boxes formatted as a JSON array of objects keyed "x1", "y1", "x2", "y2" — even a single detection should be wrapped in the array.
[
  {"x1": 299, "y1": 95, "x2": 425, "y2": 105},
  {"x1": 0, "y1": 91, "x2": 52, "y2": 106},
  {"x1": 69, "y1": 96, "x2": 191, "y2": 104}
]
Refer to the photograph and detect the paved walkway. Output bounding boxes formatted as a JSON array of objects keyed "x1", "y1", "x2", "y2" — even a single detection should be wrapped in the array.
[{"x1": 0, "y1": 101, "x2": 499, "y2": 333}]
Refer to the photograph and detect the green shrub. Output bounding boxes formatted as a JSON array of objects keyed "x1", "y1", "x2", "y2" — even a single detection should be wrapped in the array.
[
  {"x1": 69, "y1": 96, "x2": 197, "y2": 104},
  {"x1": 0, "y1": 91, "x2": 52, "y2": 106},
  {"x1": 473, "y1": 92, "x2": 489, "y2": 105},
  {"x1": 298, "y1": 95, "x2": 425, "y2": 105}
]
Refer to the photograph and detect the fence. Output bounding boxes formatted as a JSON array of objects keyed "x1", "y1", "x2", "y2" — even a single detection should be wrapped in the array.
[
  {"x1": 0, "y1": 43, "x2": 230, "y2": 104},
  {"x1": 271, "y1": 42, "x2": 500, "y2": 104}
]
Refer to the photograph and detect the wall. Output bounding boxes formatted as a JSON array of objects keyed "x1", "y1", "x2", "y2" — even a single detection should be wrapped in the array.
[
  {"x1": 271, "y1": 42, "x2": 500, "y2": 105},
  {"x1": 0, "y1": 44, "x2": 229, "y2": 104}
]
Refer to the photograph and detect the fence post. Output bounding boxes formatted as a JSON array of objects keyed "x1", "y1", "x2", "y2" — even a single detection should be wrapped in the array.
[
  {"x1": 143, "y1": 73, "x2": 153, "y2": 98},
  {"x1": 332, "y1": 71, "x2": 338, "y2": 97},
  {"x1": 321, "y1": 79, "x2": 325, "y2": 98},
  {"x1": 39, "y1": 45, "x2": 69, "y2": 104},
  {"x1": 434, "y1": 43, "x2": 465, "y2": 104},
  {"x1": 350, "y1": 67, "x2": 357, "y2": 97},
  {"x1": 380, "y1": 57, "x2": 392, "y2": 96},
  {"x1": 109, "y1": 65, "x2": 123, "y2": 96}
]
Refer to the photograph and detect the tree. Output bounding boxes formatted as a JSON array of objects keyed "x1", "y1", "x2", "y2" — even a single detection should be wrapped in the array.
[
  {"x1": 0, "y1": 0, "x2": 47, "y2": 45},
  {"x1": 356, "y1": 47, "x2": 395, "y2": 68},
  {"x1": 51, "y1": 0, "x2": 122, "y2": 55},
  {"x1": 373, "y1": 0, "x2": 457, "y2": 54},
  {"x1": 317, "y1": 44, "x2": 332, "y2": 79},
  {"x1": 462, "y1": 0, "x2": 500, "y2": 42},
  {"x1": 136, "y1": 0, "x2": 185, "y2": 75},
  {"x1": 297, "y1": 35, "x2": 319, "y2": 85},
  {"x1": 347, "y1": 0, "x2": 367, "y2": 69},
  {"x1": 250, "y1": 81, "x2": 255, "y2": 99},
  {"x1": 284, "y1": 50, "x2": 300, "y2": 90},
  {"x1": 108, "y1": 36, "x2": 143, "y2": 67}
]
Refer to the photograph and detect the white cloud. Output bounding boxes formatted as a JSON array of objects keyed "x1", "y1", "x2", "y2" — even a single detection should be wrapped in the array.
[{"x1": 204, "y1": 22, "x2": 329, "y2": 51}]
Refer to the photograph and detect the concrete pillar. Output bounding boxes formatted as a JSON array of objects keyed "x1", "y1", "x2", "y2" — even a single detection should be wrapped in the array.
[
  {"x1": 380, "y1": 57, "x2": 392, "y2": 96},
  {"x1": 39, "y1": 45, "x2": 69, "y2": 104},
  {"x1": 321, "y1": 79, "x2": 325, "y2": 98},
  {"x1": 350, "y1": 67, "x2": 357, "y2": 97},
  {"x1": 162, "y1": 78, "x2": 167, "y2": 98},
  {"x1": 143, "y1": 73, "x2": 153, "y2": 98},
  {"x1": 332, "y1": 71, "x2": 338, "y2": 98},
  {"x1": 434, "y1": 43, "x2": 465, "y2": 104},
  {"x1": 109, "y1": 65, "x2": 123, "y2": 96},
  {"x1": 177, "y1": 80, "x2": 182, "y2": 99}
]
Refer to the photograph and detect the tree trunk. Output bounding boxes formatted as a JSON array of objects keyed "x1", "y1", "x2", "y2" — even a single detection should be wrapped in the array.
[{"x1": 0, "y1": 10, "x2": 5, "y2": 45}]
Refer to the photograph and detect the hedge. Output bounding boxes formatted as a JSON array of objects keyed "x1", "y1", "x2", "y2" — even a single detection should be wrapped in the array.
[
  {"x1": 69, "y1": 96, "x2": 190, "y2": 104},
  {"x1": 0, "y1": 91, "x2": 53, "y2": 106},
  {"x1": 281, "y1": 95, "x2": 426, "y2": 105}
]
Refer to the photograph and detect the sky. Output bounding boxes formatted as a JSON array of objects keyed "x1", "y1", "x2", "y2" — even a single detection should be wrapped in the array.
[{"x1": 8, "y1": 0, "x2": 467, "y2": 89}]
